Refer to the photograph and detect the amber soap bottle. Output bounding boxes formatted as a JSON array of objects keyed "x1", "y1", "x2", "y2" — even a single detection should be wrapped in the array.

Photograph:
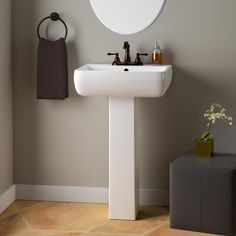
[{"x1": 152, "y1": 41, "x2": 163, "y2": 64}]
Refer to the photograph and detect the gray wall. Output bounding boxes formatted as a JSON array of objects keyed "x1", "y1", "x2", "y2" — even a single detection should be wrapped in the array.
[
  {"x1": 13, "y1": 0, "x2": 236, "y2": 190},
  {"x1": 0, "y1": 0, "x2": 13, "y2": 194}
]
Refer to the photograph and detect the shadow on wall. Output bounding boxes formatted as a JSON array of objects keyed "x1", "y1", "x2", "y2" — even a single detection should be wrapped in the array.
[
  {"x1": 13, "y1": 0, "x2": 38, "y2": 183},
  {"x1": 67, "y1": 41, "x2": 79, "y2": 97},
  {"x1": 136, "y1": 66, "x2": 223, "y2": 189}
]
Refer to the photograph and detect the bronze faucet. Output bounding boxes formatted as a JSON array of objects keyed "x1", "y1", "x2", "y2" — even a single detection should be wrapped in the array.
[{"x1": 107, "y1": 41, "x2": 148, "y2": 66}]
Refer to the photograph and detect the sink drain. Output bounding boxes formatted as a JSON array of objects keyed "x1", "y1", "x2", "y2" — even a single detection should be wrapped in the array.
[{"x1": 124, "y1": 68, "x2": 129, "y2": 72}]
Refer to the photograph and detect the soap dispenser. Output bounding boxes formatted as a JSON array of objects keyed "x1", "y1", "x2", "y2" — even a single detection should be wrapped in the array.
[{"x1": 152, "y1": 40, "x2": 163, "y2": 64}]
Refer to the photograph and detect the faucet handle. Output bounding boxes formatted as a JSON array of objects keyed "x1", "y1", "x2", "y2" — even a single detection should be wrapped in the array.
[
  {"x1": 138, "y1": 53, "x2": 148, "y2": 56},
  {"x1": 107, "y1": 53, "x2": 121, "y2": 65},
  {"x1": 134, "y1": 53, "x2": 148, "y2": 65},
  {"x1": 107, "y1": 53, "x2": 118, "y2": 56}
]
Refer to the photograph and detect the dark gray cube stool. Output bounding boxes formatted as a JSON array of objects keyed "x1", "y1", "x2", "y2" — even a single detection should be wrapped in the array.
[{"x1": 170, "y1": 152, "x2": 236, "y2": 235}]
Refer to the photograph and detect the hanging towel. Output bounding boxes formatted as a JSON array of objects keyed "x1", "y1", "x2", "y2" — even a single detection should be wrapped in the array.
[{"x1": 37, "y1": 38, "x2": 68, "y2": 99}]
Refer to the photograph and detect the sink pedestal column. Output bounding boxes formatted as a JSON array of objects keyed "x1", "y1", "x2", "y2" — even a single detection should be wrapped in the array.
[{"x1": 109, "y1": 97, "x2": 138, "y2": 220}]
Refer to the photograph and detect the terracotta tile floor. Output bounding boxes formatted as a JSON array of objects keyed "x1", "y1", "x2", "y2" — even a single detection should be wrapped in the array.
[{"x1": 0, "y1": 201, "x2": 217, "y2": 236}]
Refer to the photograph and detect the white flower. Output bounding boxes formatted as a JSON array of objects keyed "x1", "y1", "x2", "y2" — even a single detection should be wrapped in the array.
[{"x1": 203, "y1": 103, "x2": 233, "y2": 127}]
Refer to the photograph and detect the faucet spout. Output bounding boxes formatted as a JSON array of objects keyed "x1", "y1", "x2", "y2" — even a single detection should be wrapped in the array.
[{"x1": 123, "y1": 41, "x2": 131, "y2": 64}]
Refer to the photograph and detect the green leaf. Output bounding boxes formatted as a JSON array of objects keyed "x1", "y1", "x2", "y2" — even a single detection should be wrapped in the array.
[{"x1": 200, "y1": 131, "x2": 210, "y2": 141}]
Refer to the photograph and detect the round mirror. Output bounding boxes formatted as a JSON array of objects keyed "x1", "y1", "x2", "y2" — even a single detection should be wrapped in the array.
[{"x1": 90, "y1": 0, "x2": 166, "y2": 35}]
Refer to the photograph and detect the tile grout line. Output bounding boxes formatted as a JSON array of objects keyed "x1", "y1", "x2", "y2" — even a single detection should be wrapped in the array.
[
  {"x1": 0, "y1": 205, "x2": 18, "y2": 220},
  {"x1": 143, "y1": 221, "x2": 165, "y2": 235},
  {"x1": 0, "y1": 200, "x2": 44, "y2": 220},
  {"x1": 27, "y1": 228, "x2": 84, "y2": 234},
  {"x1": 81, "y1": 219, "x2": 110, "y2": 234},
  {"x1": 79, "y1": 218, "x2": 145, "y2": 236},
  {"x1": 0, "y1": 201, "x2": 48, "y2": 232},
  {"x1": 81, "y1": 218, "x2": 164, "y2": 236},
  {"x1": 20, "y1": 213, "x2": 33, "y2": 230}
]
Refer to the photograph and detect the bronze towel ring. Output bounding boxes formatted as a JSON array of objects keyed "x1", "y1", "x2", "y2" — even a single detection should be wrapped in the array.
[{"x1": 37, "y1": 12, "x2": 68, "y2": 40}]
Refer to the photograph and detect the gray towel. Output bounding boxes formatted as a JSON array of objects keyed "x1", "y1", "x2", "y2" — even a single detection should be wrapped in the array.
[{"x1": 37, "y1": 38, "x2": 68, "y2": 99}]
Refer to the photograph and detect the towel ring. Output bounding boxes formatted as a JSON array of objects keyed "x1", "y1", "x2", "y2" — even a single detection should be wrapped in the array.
[{"x1": 37, "y1": 12, "x2": 68, "y2": 40}]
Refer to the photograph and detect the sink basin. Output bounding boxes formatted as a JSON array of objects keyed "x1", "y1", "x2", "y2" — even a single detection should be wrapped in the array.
[{"x1": 74, "y1": 64, "x2": 172, "y2": 97}]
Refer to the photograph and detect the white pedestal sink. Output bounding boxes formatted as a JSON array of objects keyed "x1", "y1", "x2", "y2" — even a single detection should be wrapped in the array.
[{"x1": 74, "y1": 64, "x2": 172, "y2": 220}]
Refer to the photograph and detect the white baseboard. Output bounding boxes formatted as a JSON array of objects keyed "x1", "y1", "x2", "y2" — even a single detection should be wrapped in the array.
[
  {"x1": 16, "y1": 184, "x2": 108, "y2": 203},
  {"x1": 16, "y1": 184, "x2": 169, "y2": 206},
  {"x1": 0, "y1": 185, "x2": 16, "y2": 214}
]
